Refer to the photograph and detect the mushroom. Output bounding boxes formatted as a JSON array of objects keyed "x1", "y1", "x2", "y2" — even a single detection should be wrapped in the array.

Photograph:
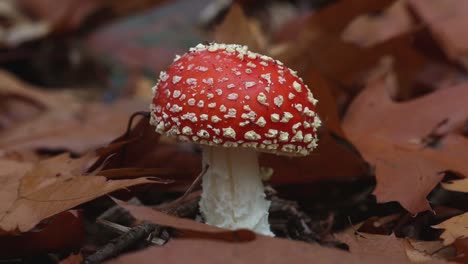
[{"x1": 150, "y1": 43, "x2": 321, "y2": 236}]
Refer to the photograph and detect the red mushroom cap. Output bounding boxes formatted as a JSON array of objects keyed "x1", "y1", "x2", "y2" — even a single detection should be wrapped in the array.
[{"x1": 150, "y1": 43, "x2": 321, "y2": 156}]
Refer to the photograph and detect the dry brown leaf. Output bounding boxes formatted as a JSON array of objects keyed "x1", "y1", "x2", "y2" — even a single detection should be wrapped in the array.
[
  {"x1": 108, "y1": 202, "x2": 428, "y2": 264},
  {"x1": 433, "y1": 213, "x2": 468, "y2": 246},
  {"x1": 0, "y1": 70, "x2": 75, "y2": 130},
  {"x1": 0, "y1": 153, "x2": 162, "y2": 233},
  {"x1": 0, "y1": 99, "x2": 146, "y2": 153},
  {"x1": 341, "y1": 0, "x2": 414, "y2": 47},
  {"x1": 442, "y1": 178, "x2": 468, "y2": 193},
  {"x1": 337, "y1": 232, "x2": 450, "y2": 263},
  {"x1": 0, "y1": 210, "x2": 84, "y2": 258},
  {"x1": 343, "y1": 59, "x2": 468, "y2": 214},
  {"x1": 212, "y1": 4, "x2": 267, "y2": 53},
  {"x1": 408, "y1": 0, "x2": 468, "y2": 70},
  {"x1": 18, "y1": 0, "x2": 105, "y2": 32}
]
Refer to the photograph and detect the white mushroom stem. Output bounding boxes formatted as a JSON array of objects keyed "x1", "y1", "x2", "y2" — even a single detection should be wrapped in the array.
[{"x1": 199, "y1": 146, "x2": 273, "y2": 236}]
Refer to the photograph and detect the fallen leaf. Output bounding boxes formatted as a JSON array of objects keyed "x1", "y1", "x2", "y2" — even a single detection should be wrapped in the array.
[
  {"x1": 341, "y1": 0, "x2": 414, "y2": 47},
  {"x1": 408, "y1": 0, "x2": 468, "y2": 70},
  {"x1": 433, "y1": 212, "x2": 468, "y2": 245},
  {"x1": 212, "y1": 4, "x2": 267, "y2": 53},
  {"x1": 343, "y1": 58, "x2": 468, "y2": 214},
  {"x1": 18, "y1": 0, "x2": 105, "y2": 32},
  {"x1": 0, "y1": 210, "x2": 84, "y2": 258},
  {"x1": 337, "y1": 232, "x2": 450, "y2": 263},
  {"x1": 0, "y1": 70, "x2": 75, "y2": 130},
  {"x1": 0, "y1": 99, "x2": 146, "y2": 153},
  {"x1": 108, "y1": 202, "x2": 433, "y2": 264},
  {"x1": 442, "y1": 178, "x2": 468, "y2": 193},
  {"x1": 0, "y1": 153, "x2": 163, "y2": 233}
]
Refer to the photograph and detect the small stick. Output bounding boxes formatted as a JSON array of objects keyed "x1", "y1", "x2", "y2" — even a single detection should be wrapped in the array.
[{"x1": 84, "y1": 221, "x2": 157, "y2": 264}]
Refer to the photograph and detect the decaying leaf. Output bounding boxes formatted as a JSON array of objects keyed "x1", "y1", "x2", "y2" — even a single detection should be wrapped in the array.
[
  {"x1": 433, "y1": 212, "x2": 468, "y2": 245},
  {"x1": 408, "y1": 0, "x2": 468, "y2": 70},
  {"x1": 343, "y1": 58, "x2": 468, "y2": 214},
  {"x1": 341, "y1": 0, "x2": 414, "y2": 48},
  {"x1": 0, "y1": 153, "x2": 163, "y2": 233},
  {"x1": 337, "y1": 232, "x2": 451, "y2": 263},
  {"x1": 0, "y1": 99, "x2": 146, "y2": 153},
  {"x1": 0, "y1": 210, "x2": 84, "y2": 258},
  {"x1": 213, "y1": 4, "x2": 267, "y2": 53},
  {"x1": 107, "y1": 202, "x2": 428, "y2": 264}
]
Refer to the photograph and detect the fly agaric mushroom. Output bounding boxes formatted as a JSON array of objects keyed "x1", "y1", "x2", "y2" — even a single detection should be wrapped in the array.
[{"x1": 150, "y1": 43, "x2": 321, "y2": 236}]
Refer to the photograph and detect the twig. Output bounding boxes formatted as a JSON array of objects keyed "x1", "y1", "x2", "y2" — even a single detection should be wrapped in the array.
[
  {"x1": 84, "y1": 221, "x2": 158, "y2": 264},
  {"x1": 85, "y1": 192, "x2": 201, "y2": 263}
]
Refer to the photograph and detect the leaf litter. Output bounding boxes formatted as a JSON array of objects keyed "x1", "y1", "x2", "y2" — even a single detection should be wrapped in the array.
[{"x1": 1, "y1": 0, "x2": 468, "y2": 263}]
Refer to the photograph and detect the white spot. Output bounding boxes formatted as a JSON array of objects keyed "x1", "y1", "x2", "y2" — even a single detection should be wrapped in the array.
[
  {"x1": 200, "y1": 114, "x2": 208, "y2": 121},
  {"x1": 208, "y1": 102, "x2": 216, "y2": 108},
  {"x1": 188, "y1": 98, "x2": 196, "y2": 106},
  {"x1": 245, "y1": 69, "x2": 253, "y2": 74},
  {"x1": 261, "y1": 73, "x2": 271, "y2": 84},
  {"x1": 255, "y1": 116, "x2": 266, "y2": 127},
  {"x1": 172, "y1": 76, "x2": 182, "y2": 84},
  {"x1": 293, "y1": 81, "x2": 302, "y2": 92},
  {"x1": 308, "y1": 90, "x2": 318, "y2": 105},
  {"x1": 216, "y1": 67, "x2": 223, "y2": 72},
  {"x1": 239, "y1": 121, "x2": 250, "y2": 127},
  {"x1": 244, "y1": 131, "x2": 261, "y2": 140},
  {"x1": 216, "y1": 89, "x2": 223, "y2": 95},
  {"x1": 197, "y1": 130, "x2": 210, "y2": 138},
  {"x1": 257, "y1": 92, "x2": 268, "y2": 106},
  {"x1": 303, "y1": 107, "x2": 315, "y2": 117},
  {"x1": 265, "y1": 129, "x2": 278, "y2": 138},
  {"x1": 223, "y1": 127, "x2": 236, "y2": 139},
  {"x1": 181, "y1": 113, "x2": 198, "y2": 123},
  {"x1": 197, "y1": 100, "x2": 204, "y2": 108},
  {"x1": 274, "y1": 95, "x2": 284, "y2": 108},
  {"x1": 291, "y1": 131, "x2": 304, "y2": 142},
  {"x1": 279, "y1": 76, "x2": 286, "y2": 84},
  {"x1": 218, "y1": 77, "x2": 229, "y2": 82},
  {"x1": 179, "y1": 94, "x2": 186, "y2": 101},
  {"x1": 271, "y1": 113, "x2": 280, "y2": 122},
  {"x1": 188, "y1": 64, "x2": 195, "y2": 70},
  {"x1": 186, "y1": 78, "x2": 197, "y2": 86},
  {"x1": 304, "y1": 134, "x2": 313, "y2": 143},
  {"x1": 173, "y1": 90, "x2": 181, "y2": 98},
  {"x1": 207, "y1": 93, "x2": 214, "y2": 100},
  {"x1": 196, "y1": 66, "x2": 208, "y2": 72},
  {"x1": 211, "y1": 115, "x2": 221, "y2": 123},
  {"x1": 182, "y1": 126, "x2": 193, "y2": 135},
  {"x1": 159, "y1": 71, "x2": 169, "y2": 82},
  {"x1": 202, "y1": 78, "x2": 214, "y2": 85},
  {"x1": 248, "y1": 52, "x2": 257, "y2": 59},
  {"x1": 292, "y1": 122, "x2": 302, "y2": 133},
  {"x1": 220, "y1": 105, "x2": 227, "y2": 112},
  {"x1": 241, "y1": 111, "x2": 257, "y2": 121},
  {"x1": 295, "y1": 104, "x2": 303, "y2": 112},
  {"x1": 169, "y1": 104, "x2": 183, "y2": 113},
  {"x1": 247, "y1": 62, "x2": 256, "y2": 68},
  {"x1": 227, "y1": 84, "x2": 236, "y2": 89},
  {"x1": 225, "y1": 108, "x2": 237, "y2": 118},
  {"x1": 227, "y1": 93, "x2": 239, "y2": 100},
  {"x1": 245, "y1": 82, "x2": 256, "y2": 88},
  {"x1": 243, "y1": 105, "x2": 251, "y2": 111},
  {"x1": 260, "y1": 61, "x2": 268, "y2": 67},
  {"x1": 282, "y1": 144, "x2": 296, "y2": 152},
  {"x1": 279, "y1": 132, "x2": 289, "y2": 142},
  {"x1": 303, "y1": 121, "x2": 311, "y2": 129},
  {"x1": 281, "y1": 112, "x2": 293, "y2": 123}
]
